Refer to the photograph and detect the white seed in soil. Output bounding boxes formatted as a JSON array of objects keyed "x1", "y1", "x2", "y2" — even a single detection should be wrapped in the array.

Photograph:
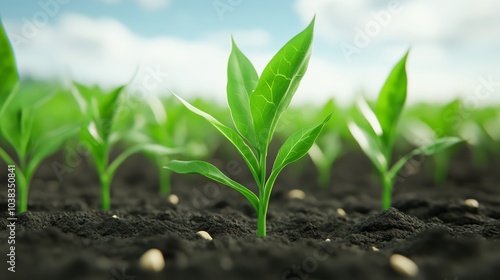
[
  {"x1": 139, "y1": 248, "x2": 165, "y2": 272},
  {"x1": 464, "y1": 198, "x2": 479, "y2": 208},
  {"x1": 196, "y1": 230, "x2": 213, "y2": 241},
  {"x1": 112, "y1": 215, "x2": 119, "y2": 219},
  {"x1": 336, "y1": 208, "x2": 347, "y2": 216},
  {"x1": 287, "y1": 189, "x2": 306, "y2": 200},
  {"x1": 371, "y1": 246, "x2": 379, "y2": 251},
  {"x1": 168, "y1": 194, "x2": 179, "y2": 205},
  {"x1": 325, "y1": 238, "x2": 331, "y2": 242},
  {"x1": 390, "y1": 254, "x2": 418, "y2": 277}
]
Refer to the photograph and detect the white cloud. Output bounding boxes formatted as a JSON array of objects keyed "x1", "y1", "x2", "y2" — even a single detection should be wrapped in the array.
[
  {"x1": 294, "y1": 0, "x2": 500, "y2": 46},
  {"x1": 4, "y1": 11, "x2": 499, "y2": 107},
  {"x1": 7, "y1": 13, "x2": 227, "y2": 101},
  {"x1": 293, "y1": 0, "x2": 500, "y2": 105}
]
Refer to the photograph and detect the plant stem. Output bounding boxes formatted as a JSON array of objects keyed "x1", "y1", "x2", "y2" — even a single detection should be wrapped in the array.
[
  {"x1": 257, "y1": 149, "x2": 268, "y2": 237},
  {"x1": 158, "y1": 157, "x2": 171, "y2": 196},
  {"x1": 381, "y1": 174, "x2": 393, "y2": 210},
  {"x1": 100, "y1": 172, "x2": 111, "y2": 211},
  {"x1": 318, "y1": 165, "x2": 330, "y2": 188},
  {"x1": 160, "y1": 168, "x2": 171, "y2": 196},
  {"x1": 257, "y1": 200, "x2": 266, "y2": 237},
  {"x1": 16, "y1": 169, "x2": 28, "y2": 213}
]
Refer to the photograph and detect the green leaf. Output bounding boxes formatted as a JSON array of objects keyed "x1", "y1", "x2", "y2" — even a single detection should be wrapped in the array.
[
  {"x1": 388, "y1": 137, "x2": 465, "y2": 181},
  {"x1": 250, "y1": 18, "x2": 315, "y2": 152},
  {"x1": 26, "y1": 124, "x2": 81, "y2": 178},
  {"x1": 106, "y1": 143, "x2": 179, "y2": 179},
  {"x1": 1, "y1": 108, "x2": 22, "y2": 153},
  {"x1": 263, "y1": 115, "x2": 330, "y2": 200},
  {"x1": 227, "y1": 38, "x2": 258, "y2": 145},
  {"x1": 165, "y1": 160, "x2": 259, "y2": 212},
  {"x1": 98, "y1": 85, "x2": 126, "y2": 141},
  {"x1": 271, "y1": 115, "x2": 330, "y2": 176},
  {"x1": 170, "y1": 91, "x2": 260, "y2": 182},
  {"x1": 0, "y1": 20, "x2": 19, "y2": 112},
  {"x1": 80, "y1": 124, "x2": 106, "y2": 171},
  {"x1": 348, "y1": 121, "x2": 387, "y2": 173},
  {"x1": 375, "y1": 51, "x2": 409, "y2": 147}
]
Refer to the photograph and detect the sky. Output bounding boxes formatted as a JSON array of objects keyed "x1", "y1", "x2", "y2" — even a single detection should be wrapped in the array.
[{"x1": 0, "y1": 0, "x2": 499, "y2": 106}]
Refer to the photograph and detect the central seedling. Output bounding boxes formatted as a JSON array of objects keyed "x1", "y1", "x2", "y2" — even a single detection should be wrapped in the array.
[{"x1": 166, "y1": 18, "x2": 329, "y2": 237}]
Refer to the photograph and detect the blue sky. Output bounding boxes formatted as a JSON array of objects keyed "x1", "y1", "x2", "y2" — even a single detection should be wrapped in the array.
[{"x1": 1, "y1": 0, "x2": 499, "y2": 105}]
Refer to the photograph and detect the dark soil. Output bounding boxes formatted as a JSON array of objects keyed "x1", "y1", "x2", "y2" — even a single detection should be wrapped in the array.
[{"x1": 1, "y1": 146, "x2": 499, "y2": 280}]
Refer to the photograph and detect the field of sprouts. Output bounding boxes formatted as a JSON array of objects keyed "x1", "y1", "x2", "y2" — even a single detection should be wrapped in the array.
[{"x1": 1, "y1": 16, "x2": 500, "y2": 280}]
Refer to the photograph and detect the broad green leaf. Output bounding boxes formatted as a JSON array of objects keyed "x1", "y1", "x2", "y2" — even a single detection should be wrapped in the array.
[
  {"x1": 80, "y1": 125, "x2": 106, "y2": 171},
  {"x1": 271, "y1": 115, "x2": 330, "y2": 175},
  {"x1": 250, "y1": 18, "x2": 315, "y2": 152},
  {"x1": 348, "y1": 121, "x2": 387, "y2": 173},
  {"x1": 170, "y1": 92, "x2": 260, "y2": 182},
  {"x1": 263, "y1": 116, "x2": 330, "y2": 200},
  {"x1": 2, "y1": 108, "x2": 22, "y2": 152},
  {"x1": 375, "y1": 51, "x2": 409, "y2": 147},
  {"x1": 227, "y1": 38, "x2": 258, "y2": 145},
  {"x1": 98, "y1": 85, "x2": 126, "y2": 141},
  {"x1": 165, "y1": 160, "x2": 259, "y2": 212},
  {"x1": 356, "y1": 97, "x2": 383, "y2": 137},
  {"x1": 0, "y1": 20, "x2": 19, "y2": 111},
  {"x1": 388, "y1": 137, "x2": 465, "y2": 181},
  {"x1": 26, "y1": 124, "x2": 81, "y2": 177}
]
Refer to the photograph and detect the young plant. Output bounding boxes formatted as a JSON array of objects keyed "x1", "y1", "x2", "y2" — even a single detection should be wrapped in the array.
[
  {"x1": 73, "y1": 84, "x2": 176, "y2": 211},
  {"x1": 402, "y1": 100, "x2": 463, "y2": 184},
  {"x1": 126, "y1": 95, "x2": 206, "y2": 196},
  {"x1": 348, "y1": 51, "x2": 464, "y2": 210},
  {"x1": 0, "y1": 22, "x2": 80, "y2": 213},
  {"x1": 307, "y1": 99, "x2": 343, "y2": 187},
  {"x1": 165, "y1": 19, "x2": 328, "y2": 237}
]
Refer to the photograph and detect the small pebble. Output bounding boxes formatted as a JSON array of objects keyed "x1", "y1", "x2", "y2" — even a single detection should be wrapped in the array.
[
  {"x1": 325, "y1": 238, "x2": 331, "y2": 242},
  {"x1": 336, "y1": 208, "x2": 346, "y2": 216},
  {"x1": 168, "y1": 194, "x2": 179, "y2": 205},
  {"x1": 371, "y1": 246, "x2": 379, "y2": 251},
  {"x1": 390, "y1": 254, "x2": 418, "y2": 277},
  {"x1": 139, "y1": 248, "x2": 165, "y2": 272},
  {"x1": 464, "y1": 199, "x2": 479, "y2": 208},
  {"x1": 196, "y1": 230, "x2": 213, "y2": 241},
  {"x1": 287, "y1": 189, "x2": 306, "y2": 200}
]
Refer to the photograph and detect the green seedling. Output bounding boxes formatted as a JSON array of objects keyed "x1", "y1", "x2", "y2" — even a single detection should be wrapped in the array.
[
  {"x1": 402, "y1": 99, "x2": 463, "y2": 184},
  {"x1": 165, "y1": 19, "x2": 329, "y2": 237},
  {"x1": 73, "y1": 84, "x2": 176, "y2": 210},
  {"x1": 348, "y1": 51, "x2": 464, "y2": 210},
  {"x1": 307, "y1": 99, "x2": 343, "y2": 187},
  {"x1": 0, "y1": 21, "x2": 80, "y2": 213},
  {"x1": 127, "y1": 95, "x2": 209, "y2": 196}
]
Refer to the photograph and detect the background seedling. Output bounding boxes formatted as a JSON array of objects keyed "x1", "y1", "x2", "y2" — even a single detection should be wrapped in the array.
[
  {"x1": 401, "y1": 99, "x2": 463, "y2": 184},
  {"x1": 165, "y1": 19, "x2": 329, "y2": 237},
  {"x1": 126, "y1": 95, "x2": 210, "y2": 196},
  {"x1": 348, "y1": 51, "x2": 465, "y2": 210},
  {"x1": 0, "y1": 21, "x2": 80, "y2": 213},
  {"x1": 73, "y1": 84, "x2": 176, "y2": 210}
]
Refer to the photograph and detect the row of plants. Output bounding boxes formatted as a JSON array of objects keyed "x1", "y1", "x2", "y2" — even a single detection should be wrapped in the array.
[{"x1": 1, "y1": 19, "x2": 498, "y2": 237}]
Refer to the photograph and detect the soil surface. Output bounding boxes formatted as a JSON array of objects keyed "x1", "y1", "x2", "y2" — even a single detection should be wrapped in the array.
[{"x1": 1, "y1": 146, "x2": 499, "y2": 280}]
